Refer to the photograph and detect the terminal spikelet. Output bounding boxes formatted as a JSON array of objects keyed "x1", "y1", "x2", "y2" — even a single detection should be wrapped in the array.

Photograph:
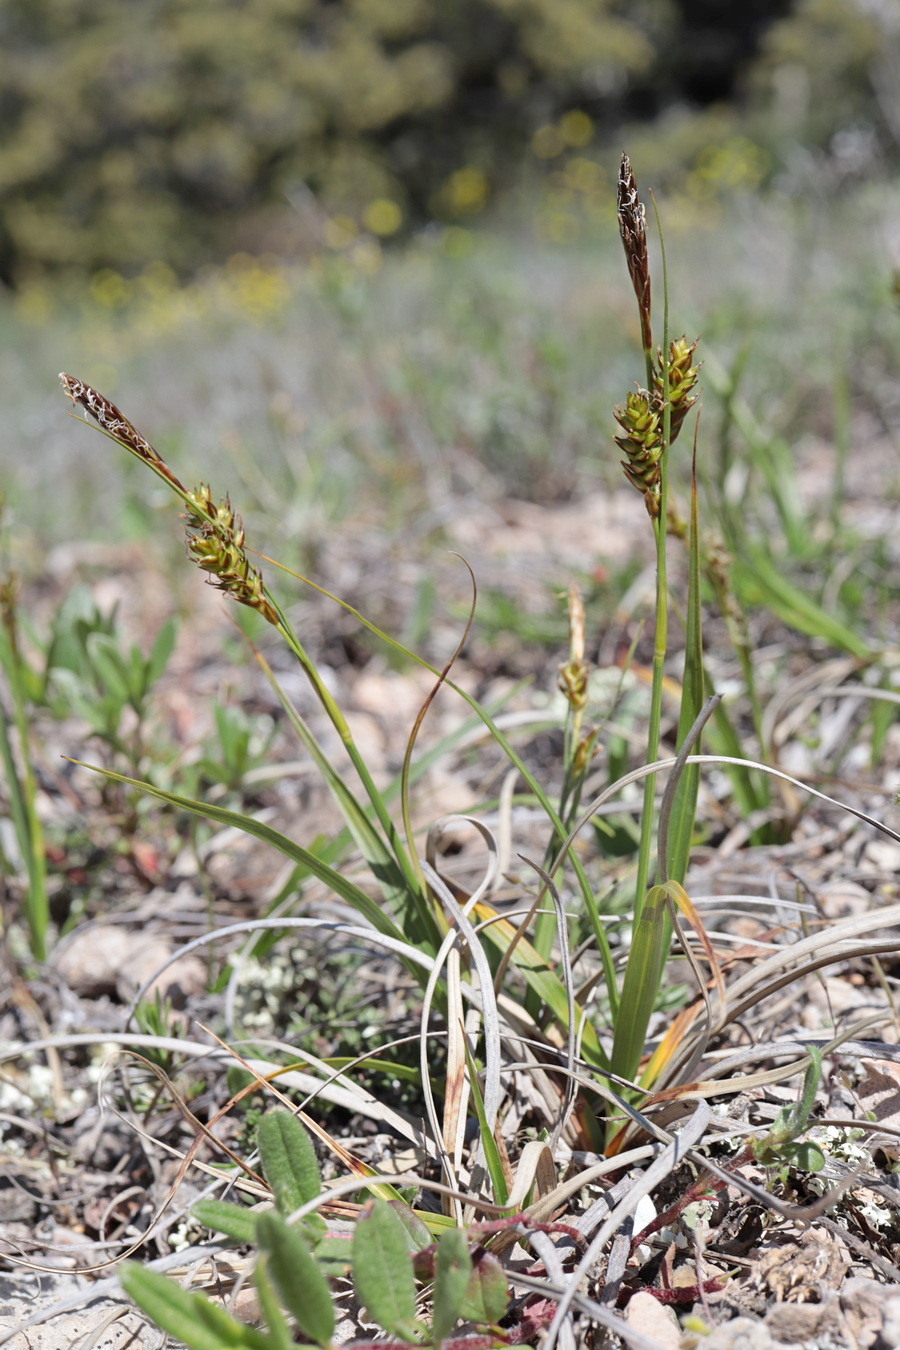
[
  {"x1": 59, "y1": 373, "x2": 186, "y2": 492},
  {"x1": 617, "y1": 153, "x2": 652, "y2": 353}
]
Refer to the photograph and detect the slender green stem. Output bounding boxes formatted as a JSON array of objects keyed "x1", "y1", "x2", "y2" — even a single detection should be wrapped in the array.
[
  {"x1": 632, "y1": 200, "x2": 671, "y2": 926},
  {"x1": 0, "y1": 625, "x2": 48, "y2": 960},
  {"x1": 610, "y1": 193, "x2": 672, "y2": 1089}
]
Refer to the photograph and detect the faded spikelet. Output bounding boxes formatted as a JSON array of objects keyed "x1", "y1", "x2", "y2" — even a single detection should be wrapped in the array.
[
  {"x1": 652, "y1": 336, "x2": 700, "y2": 445},
  {"x1": 558, "y1": 583, "x2": 589, "y2": 715},
  {"x1": 614, "y1": 386, "x2": 664, "y2": 518},
  {"x1": 59, "y1": 373, "x2": 186, "y2": 492},
  {"x1": 617, "y1": 153, "x2": 652, "y2": 352},
  {"x1": 558, "y1": 584, "x2": 597, "y2": 775},
  {"x1": 706, "y1": 532, "x2": 749, "y2": 653},
  {"x1": 184, "y1": 485, "x2": 279, "y2": 627}
]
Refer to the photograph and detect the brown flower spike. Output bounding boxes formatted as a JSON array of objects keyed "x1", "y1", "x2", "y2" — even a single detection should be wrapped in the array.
[
  {"x1": 59, "y1": 373, "x2": 185, "y2": 492},
  {"x1": 617, "y1": 153, "x2": 652, "y2": 353},
  {"x1": 60, "y1": 374, "x2": 279, "y2": 627}
]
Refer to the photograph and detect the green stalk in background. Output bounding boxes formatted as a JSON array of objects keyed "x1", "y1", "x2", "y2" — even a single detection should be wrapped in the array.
[{"x1": 0, "y1": 572, "x2": 48, "y2": 961}]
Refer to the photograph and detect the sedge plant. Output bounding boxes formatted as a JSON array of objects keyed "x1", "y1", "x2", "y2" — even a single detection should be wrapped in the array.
[
  {"x1": 56, "y1": 371, "x2": 612, "y2": 1073},
  {"x1": 49, "y1": 157, "x2": 900, "y2": 1345},
  {"x1": 605, "y1": 155, "x2": 703, "y2": 1105},
  {"x1": 54, "y1": 156, "x2": 706, "y2": 1158}
]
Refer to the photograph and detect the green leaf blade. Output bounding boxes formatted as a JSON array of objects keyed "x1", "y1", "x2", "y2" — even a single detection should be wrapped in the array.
[
  {"x1": 352, "y1": 1199, "x2": 419, "y2": 1338},
  {"x1": 255, "y1": 1212, "x2": 335, "y2": 1346},
  {"x1": 459, "y1": 1250, "x2": 509, "y2": 1326},
  {"x1": 120, "y1": 1262, "x2": 272, "y2": 1350},
  {"x1": 432, "y1": 1227, "x2": 471, "y2": 1344},
  {"x1": 192, "y1": 1198, "x2": 258, "y2": 1244},
  {"x1": 257, "y1": 1110, "x2": 322, "y2": 1215}
]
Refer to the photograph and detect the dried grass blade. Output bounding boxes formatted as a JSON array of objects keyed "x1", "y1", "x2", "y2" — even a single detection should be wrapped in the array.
[{"x1": 542, "y1": 1102, "x2": 712, "y2": 1350}]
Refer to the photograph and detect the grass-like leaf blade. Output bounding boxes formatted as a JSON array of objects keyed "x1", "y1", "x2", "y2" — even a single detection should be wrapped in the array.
[{"x1": 65, "y1": 761, "x2": 409, "y2": 946}]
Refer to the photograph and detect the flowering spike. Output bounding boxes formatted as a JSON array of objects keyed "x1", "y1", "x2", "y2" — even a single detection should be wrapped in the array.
[
  {"x1": 59, "y1": 373, "x2": 186, "y2": 492},
  {"x1": 184, "y1": 485, "x2": 279, "y2": 627},
  {"x1": 653, "y1": 337, "x2": 700, "y2": 445},
  {"x1": 614, "y1": 387, "x2": 665, "y2": 517},
  {"x1": 617, "y1": 154, "x2": 652, "y2": 352}
]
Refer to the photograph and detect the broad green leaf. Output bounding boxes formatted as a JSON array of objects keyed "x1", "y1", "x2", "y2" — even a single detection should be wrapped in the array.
[
  {"x1": 254, "y1": 1256, "x2": 294, "y2": 1350},
  {"x1": 432, "y1": 1228, "x2": 471, "y2": 1344},
  {"x1": 352, "y1": 1199, "x2": 419, "y2": 1338},
  {"x1": 255, "y1": 1212, "x2": 334, "y2": 1347},
  {"x1": 459, "y1": 1250, "x2": 509, "y2": 1325},
  {"x1": 85, "y1": 632, "x2": 130, "y2": 702},
  {"x1": 192, "y1": 1198, "x2": 257, "y2": 1244},
  {"x1": 313, "y1": 1234, "x2": 354, "y2": 1275},
  {"x1": 120, "y1": 1262, "x2": 272, "y2": 1350},
  {"x1": 258, "y1": 1110, "x2": 321, "y2": 1214},
  {"x1": 791, "y1": 1142, "x2": 826, "y2": 1172},
  {"x1": 387, "y1": 1201, "x2": 432, "y2": 1251},
  {"x1": 146, "y1": 616, "x2": 178, "y2": 685}
]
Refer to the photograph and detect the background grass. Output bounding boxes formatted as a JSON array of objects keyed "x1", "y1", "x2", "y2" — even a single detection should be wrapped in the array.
[{"x1": 4, "y1": 175, "x2": 898, "y2": 577}]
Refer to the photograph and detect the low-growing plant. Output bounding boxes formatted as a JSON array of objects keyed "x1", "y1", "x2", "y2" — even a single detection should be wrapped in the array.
[
  {"x1": 41, "y1": 589, "x2": 177, "y2": 775},
  {"x1": 123, "y1": 1109, "x2": 519, "y2": 1350},
  {"x1": 45, "y1": 153, "x2": 900, "y2": 1346}
]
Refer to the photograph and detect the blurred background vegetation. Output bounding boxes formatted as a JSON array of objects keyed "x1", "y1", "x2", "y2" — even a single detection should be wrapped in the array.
[
  {"x1": 1, "y1": 0, "x2": 897, "y2": 284},
  {"x1": 1, "y1": 0, "x2": 898, "y2": 572}
]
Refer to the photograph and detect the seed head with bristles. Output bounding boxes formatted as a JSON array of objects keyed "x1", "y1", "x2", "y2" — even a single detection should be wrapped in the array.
[{"x1": 617, "y1": 154, "x2": 652, "y2": 353}]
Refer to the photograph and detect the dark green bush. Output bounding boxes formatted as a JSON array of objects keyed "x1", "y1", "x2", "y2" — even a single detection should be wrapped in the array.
[{"x1": 0, "y1": 0, "x2": 656, "y2": 280}]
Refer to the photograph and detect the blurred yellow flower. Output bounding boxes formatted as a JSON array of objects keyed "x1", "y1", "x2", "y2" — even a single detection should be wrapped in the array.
[
  {"x1": 532, "y1": 124, "x2": 565, "y2": 159},
  {"x1": 90, "y1": 269, "x2": 133, "y2": 309},
  {"x1": 363, "y1": 198, "x2": 403, "y2": 236},
  {"x1": 442, "y1": 166, "x2": 489, "y2": 216},
  {"x1": 323, "y1": 216, "x2": 358, "y2": 249},
  {"x1": 559, "y1": 110, "x2": 593, "y2": 147},
  {"x1": 565, "y1": 157, "x2": 603, "y2": 193}
]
